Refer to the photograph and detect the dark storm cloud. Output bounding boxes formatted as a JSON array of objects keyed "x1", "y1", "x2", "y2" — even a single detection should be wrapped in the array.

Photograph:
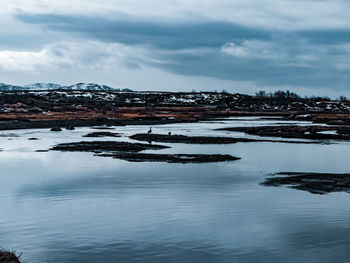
[{"x1": 16, "y1": 13, "x2": 271, "y2": 49}]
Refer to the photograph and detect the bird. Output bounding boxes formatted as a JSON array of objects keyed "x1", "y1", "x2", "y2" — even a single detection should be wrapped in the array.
[
  {"x1": 148, "y1": 127, "x2": 152, "y2": 134},
  {"x1": 168, "y1": 132, "x2": 172, "y2": 135}
]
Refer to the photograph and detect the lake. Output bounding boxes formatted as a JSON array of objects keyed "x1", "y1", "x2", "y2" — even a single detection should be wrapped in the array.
[{"x1": 1, "y1": 117, "x2": 350, "y2": 262}]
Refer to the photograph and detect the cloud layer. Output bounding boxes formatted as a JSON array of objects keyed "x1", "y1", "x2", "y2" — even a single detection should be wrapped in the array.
[{"x1": 0, "y1": 0, "x2": 350, "y2": 96}]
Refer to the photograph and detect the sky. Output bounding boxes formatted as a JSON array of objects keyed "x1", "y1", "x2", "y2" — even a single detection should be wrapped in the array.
[{"x1": 0, "y1": 0, "x2": 350, "y2": 96}]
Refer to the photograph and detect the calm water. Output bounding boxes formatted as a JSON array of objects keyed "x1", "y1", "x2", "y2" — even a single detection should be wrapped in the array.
[{"x1": 1, "y1": 117, "x2": 350, "y2": 262}]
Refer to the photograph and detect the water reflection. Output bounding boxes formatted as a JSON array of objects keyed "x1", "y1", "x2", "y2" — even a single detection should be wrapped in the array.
[{"x1": 0, "y1": 117, "x2": 349, "y2": 262}]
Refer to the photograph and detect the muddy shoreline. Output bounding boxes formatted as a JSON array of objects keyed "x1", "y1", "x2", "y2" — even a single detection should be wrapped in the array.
[
  {"x1": 1, "y1": 89, "x2": 350, "y2": 132},
  {"x1": 0, "y1": 112, "x2": 292, "y2": 132},
  {"x1": 0, "y1": 104, "x2": 349, "y2": 133},
  {"x1": 0, "y1": 118, "x2": 195, "y2": 131}
]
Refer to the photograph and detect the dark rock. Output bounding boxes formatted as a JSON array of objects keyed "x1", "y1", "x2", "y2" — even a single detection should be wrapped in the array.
[
  {"x1": 28, "y1": 137, "x2": 39, "y2": 140},
  {"x1": 65, "y1": 126, "x2": 75, "y2": 130},
  {"x1": 83, "y1": 132, "x2": 121, "y2": 138},
  {"x1": 50, "y1": 127, "x2": 62, "y2": 132}
]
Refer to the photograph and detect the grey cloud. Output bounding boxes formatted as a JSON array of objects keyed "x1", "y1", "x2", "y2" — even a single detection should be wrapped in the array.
[
  {"x1": 11, "y1": 12, "x2": 350, "y2": 92},
  {"x1": 297, "y1": 30, "x2": 350, "y2": 45},
  {"x1": 16, "y1": 13, "x2": 271, "y2": 49}
]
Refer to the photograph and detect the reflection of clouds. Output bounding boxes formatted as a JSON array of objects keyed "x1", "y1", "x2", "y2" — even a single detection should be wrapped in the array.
[
  {"x1": 0, "y1": 133, "x2": 20, "y2": 137},
  {"x1": 271, "y1": 215, "x2": 350, "y2": 262},
  {"x1": 16, "y1": 162, "x2": 251, "y2": 199},
  {"x1": 1, "y1": 120, "x2": 350, "y2": 262},
  {"x1": 36, "y1": 241, "x2": 280, "y2": 263},
  {"x1": 22, "y1": 216, "x2": 350, "y2": 263}
]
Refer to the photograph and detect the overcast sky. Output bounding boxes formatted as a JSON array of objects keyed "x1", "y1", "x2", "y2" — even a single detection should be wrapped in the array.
[{"x1": 0, "y1": 0, "x2": 350, "y2": 96}]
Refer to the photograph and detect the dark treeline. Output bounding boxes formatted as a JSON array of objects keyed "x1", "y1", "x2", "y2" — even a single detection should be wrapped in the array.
[{"x1": 255, "y1": 90, "x2": 349, "y2": 102}]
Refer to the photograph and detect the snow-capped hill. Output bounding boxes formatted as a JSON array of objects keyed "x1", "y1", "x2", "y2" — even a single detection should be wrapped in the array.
[
  {"x1": 23, "y1": 83, "x2": 63, "y2": 90},
  {"x1": 0, "y1": 83, "x2": 24, "y2": 91},
  {"x1": 0, "y1": 82, "x2": 129, "y2": 91},
  {"x1": 67, "y1": 83, "x2": 114, "y2": 91}
]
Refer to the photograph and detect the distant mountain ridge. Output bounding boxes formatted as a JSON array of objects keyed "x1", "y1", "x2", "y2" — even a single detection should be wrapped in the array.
[{"x1": 0, "y1": 82, "x2": 132, "y2": 91}]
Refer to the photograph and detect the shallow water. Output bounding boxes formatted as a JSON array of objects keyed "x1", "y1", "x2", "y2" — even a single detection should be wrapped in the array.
[{"x1": 0, "y1": 117, "x2": 350, "y2": 263}]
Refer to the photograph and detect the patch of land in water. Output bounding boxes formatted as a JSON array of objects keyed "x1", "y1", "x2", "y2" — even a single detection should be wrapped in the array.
[
  {"x1": 49, "y1": 140, "x2": 240, "y2": 163},
  {"x1": 262, "y1": 172, "x2": 350, "y2": 194},
  {"x1": 50, "y1": 141, "x2": 169, "y2": 153},
  {"x1": 83, "y1": 132, "x2": 121, "y2": 138},
  {"x1": 130, "y1": 133, "x2": 247, "y2": 144},
  {"x1": 92, "y1": 126, "x2": 115, "y2": 130},
  {"x1": 96, "y1": 152, "x2": 240, "y2": 163},
  {"x1": 218, "y1": 125, "x2": 350, "y2": 140},
  {"x1": 130, "y1": 133, "x2": 326, "y2": 144}
]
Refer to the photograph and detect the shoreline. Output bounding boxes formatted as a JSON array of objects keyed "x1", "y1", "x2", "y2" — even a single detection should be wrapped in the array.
[
  {"x1": 0, "y1": 89, "x2": 349, "y2": 132},
  {"x1": 0, "y1": 110, "x2": 348, "y2": 132},
  {"x1": 0, "y1": 110, "x2": 291, "y2": 131},
  {"x1": 0, "y1": 117, "x2": 197, "y2": 131}
]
